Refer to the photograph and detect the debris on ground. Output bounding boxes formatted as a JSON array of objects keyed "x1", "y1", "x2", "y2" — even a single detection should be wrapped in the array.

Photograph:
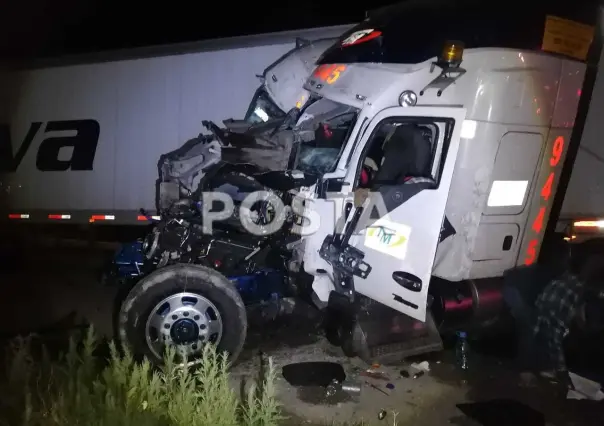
[
  {"x1": 413, "y1": 370, "x2": 425, "y2": 379},
  {"x1": 366, "y1": 381, "x2": 389, "y2": 396},
  {"x1": 567, "y1": 372, "x2": 604, "y2": 400},
  {"x1": 341, "y1": 381, "x2": 361, "y2": 396},
  {"x1": 360, "y1": 370, "x2": 390, "y2": 380},
  {"x1": 410, "y1": 361, "x2": 431, "y2": 372},
  {"x1": 399, "y1": 360, "x2": 430, "y2": 379},
  {"x1": 378, "y1": 409, "x2": 387, "y2": 420}
]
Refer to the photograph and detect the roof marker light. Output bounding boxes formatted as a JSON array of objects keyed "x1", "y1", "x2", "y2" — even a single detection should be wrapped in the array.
[{"x1": 440, "y1": 41, "x2": 464, "y2": 67}]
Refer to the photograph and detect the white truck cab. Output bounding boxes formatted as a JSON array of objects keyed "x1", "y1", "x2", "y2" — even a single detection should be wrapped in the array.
[
  {"x1": 113, "y1": 1, "x2": 604, "y2": 367},
  {"x1": 290, "y1": 1, "x2": 601, "y2": 360}
]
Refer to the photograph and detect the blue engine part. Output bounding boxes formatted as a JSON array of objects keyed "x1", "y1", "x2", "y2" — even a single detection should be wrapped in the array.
[
  {"x1": 106, "y1": 240, "x2": 286, "y2": 305},
  {"x1": 112, "y1": 240, "x2": 145, "y2": 278}
]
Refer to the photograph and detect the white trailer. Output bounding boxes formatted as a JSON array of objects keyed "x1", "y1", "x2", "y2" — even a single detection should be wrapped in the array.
[
  {"x1": 0, "y1": 24, "x2": 351, "y2": 225},
  {"x1": 560, "y1": 56, "x2": 604, "y2": 245}
]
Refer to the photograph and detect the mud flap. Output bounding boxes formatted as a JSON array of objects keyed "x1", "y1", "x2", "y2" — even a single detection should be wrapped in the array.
[{"x1": 352, "y1": 299, "x2": 443, "y2": 365}]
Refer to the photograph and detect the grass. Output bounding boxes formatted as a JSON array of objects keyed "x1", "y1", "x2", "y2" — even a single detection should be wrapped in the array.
[
  {"x1": 0, "y1": 326, "x2": 283, "y2": 426},
  {"x1": 0, "y1": 326, "x2": 401, "y2": 426}
]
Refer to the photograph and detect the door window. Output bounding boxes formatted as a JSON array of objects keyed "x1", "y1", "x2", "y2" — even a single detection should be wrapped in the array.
[{"x1": 353, "y1": 117, "x2": 454, "y2": 214}]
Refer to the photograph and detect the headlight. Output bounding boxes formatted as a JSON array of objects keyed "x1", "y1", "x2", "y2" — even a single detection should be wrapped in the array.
[{"x1": 143, "y1": 228, "x2": 160, "y2": 259}]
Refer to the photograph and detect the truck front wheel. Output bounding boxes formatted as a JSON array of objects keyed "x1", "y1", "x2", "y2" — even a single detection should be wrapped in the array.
[{"x1": 117, "y1": 264, "x2": 247, "y2": 366}]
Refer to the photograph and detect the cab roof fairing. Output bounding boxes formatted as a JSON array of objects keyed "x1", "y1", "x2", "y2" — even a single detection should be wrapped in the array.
[
  {"x1": 304, "y1": 47, "x2": 583, "y2": 126},
  {"x1": 303, "y1": 60, "x2": 441, "y2": 112}
]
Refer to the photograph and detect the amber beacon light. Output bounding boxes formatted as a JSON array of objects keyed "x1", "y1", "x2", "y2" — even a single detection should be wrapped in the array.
[{"x1": 440, "y1": 41, "x2": 464, "y2": 67}]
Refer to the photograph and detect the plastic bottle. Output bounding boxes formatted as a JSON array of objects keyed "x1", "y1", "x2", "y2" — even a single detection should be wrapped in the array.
[{"x1": 456, "y1": 331, "x2": 469, "y2": 370}]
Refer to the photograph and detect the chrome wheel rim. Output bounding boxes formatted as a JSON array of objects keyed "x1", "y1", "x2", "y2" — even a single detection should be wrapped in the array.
[{"x1": 144, "y1": 292, "x2": 223, "y2": 360}]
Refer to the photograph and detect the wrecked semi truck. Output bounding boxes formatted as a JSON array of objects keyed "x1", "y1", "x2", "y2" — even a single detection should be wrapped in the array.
[
  {"x1": 0, "y1": 26, "x2": 348, "y2": 224},
  {"x1": 111, "y1": 0, "x2": 604, "y2": 366}
]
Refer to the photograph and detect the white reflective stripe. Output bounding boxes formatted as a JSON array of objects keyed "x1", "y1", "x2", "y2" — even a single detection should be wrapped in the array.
[
  {"x1": 138, "y1": 214, "x2": 162, "y2": 221},
  {"x1": 9, "y1": 214, "x2": 30, "y2": 219},
  {"x1": 574, "y1": 220, "x2": 604, "y2": 228},
  {"x1": 460, "y1": 119, "x2": 477, "y2": 139},
  {"x1": 94, "y1": 215, "x2": 115, "y2": 220},
  {"x1": 48, "y1": 214, "x2": 71, "y2": 219},
  {"x1": 487, "y1": 180, "x2": 529, "y2": 207}
]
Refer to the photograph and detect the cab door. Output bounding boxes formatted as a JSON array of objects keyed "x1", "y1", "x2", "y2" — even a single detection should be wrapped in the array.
[{"x1": 342, "y1": 106, "x2": 467, "y2": 322}]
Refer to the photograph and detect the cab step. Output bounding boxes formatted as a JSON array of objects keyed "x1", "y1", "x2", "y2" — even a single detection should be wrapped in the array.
[{"x1": 351, "y1": 301, "x2": 443, "y2": 365}]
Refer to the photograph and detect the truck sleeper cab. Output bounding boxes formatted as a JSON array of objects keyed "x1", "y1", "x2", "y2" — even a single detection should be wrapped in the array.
[
  {"x1": 296, "y1": 0, "x2": 600, "y2": 361},
  {"x1": 116, "y1": 0, "x2": 603, "y2": 366}
]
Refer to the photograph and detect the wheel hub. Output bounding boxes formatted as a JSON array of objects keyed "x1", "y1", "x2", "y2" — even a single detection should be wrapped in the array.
[
  {"x1": 144, "y1": 292, "x2": 223, "y2": 360},
  {"x1": 171, "y1": 318, "x2": 199, "y2": 344}
]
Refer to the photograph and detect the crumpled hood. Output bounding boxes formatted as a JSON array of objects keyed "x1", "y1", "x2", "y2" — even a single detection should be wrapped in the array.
[
  {"x1": 219, "y1": 126, "x2": 297, "y2": 172},
  {"x1": 156, "y1": 120, "x2": 305, "y2": 210}
]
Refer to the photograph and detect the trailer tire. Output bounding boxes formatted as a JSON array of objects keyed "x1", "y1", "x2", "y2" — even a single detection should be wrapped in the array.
[{"x1": 117, "y1": 264, "x2": 247, "y2": 366}]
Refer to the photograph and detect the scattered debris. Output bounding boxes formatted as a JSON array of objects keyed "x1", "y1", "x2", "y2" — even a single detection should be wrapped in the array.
[
  {"x1": 378, "y1": 409, "x2": 387, "y2": 420},
  {"x1": 361, "y1": 370, "x2": 390, "y2": 380},
  {"x1": 324, "y1": 378, "x2": 362, "y2": 398},
  {"x1": 410, "y1": 361, "x2": 430, "y2": 372},
  {"x1": 341, "y1": 381, "x2": 362, "y2": 396},
  {"x1": 386, "y1": 383, "x2": 395, "y2": 390},
  {"x1": 413, "y1": 371, "x2": 424, "y2": 379},
  {"x1": 325, "y1": 379, "x2": 340, "y2": 398},
  {"x1": 566, "y1": 372, "x2": 604, "y2": 401},
  {"x1": 366, "y1": 381, "x2": 389, "y2": 396},
  {"x1": 400, "y1": 370, "x2": 410, "y2": 378}
]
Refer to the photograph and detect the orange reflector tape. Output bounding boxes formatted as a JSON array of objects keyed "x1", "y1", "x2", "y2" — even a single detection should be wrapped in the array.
[
  {"x1": 90, "y1": 215, "x2": 115, "y2": 221},
  {"x1": 48, "y1": 214, "x2": 71, "y2": 220},
  {"x1": 8, "y1": 214, "x2": 29, "y2": 219},
  {"x1": 574, "y1": 220, "x2": 604, "y2": 228},
  {"x1": 138, "y1": 215, "x2": 161, "y2": 221}
]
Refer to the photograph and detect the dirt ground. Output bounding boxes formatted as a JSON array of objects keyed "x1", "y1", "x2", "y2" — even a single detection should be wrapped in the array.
[{"x1": 1, "y1": 237, "x2": 603, "y2": 425}]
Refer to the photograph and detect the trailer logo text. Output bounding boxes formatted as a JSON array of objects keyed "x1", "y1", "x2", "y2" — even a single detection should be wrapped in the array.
[{"x1": 0, "y1": 119, "x2": 100, "y2": 172}]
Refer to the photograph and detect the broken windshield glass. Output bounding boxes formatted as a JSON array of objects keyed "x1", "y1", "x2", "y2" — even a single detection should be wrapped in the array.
[{"x1": 293, "y1": 98, "x2": 358, "y2": 176}]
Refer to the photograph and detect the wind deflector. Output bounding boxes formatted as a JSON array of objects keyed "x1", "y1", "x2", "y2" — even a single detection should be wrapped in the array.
[{"x1": 318, "y1": 0, "x2": 601, "y2": 66}]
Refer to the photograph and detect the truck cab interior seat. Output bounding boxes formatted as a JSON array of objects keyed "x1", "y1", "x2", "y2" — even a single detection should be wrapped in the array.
[{"x1": 372, "y1": 124, "x2": 432, "y2": 186}]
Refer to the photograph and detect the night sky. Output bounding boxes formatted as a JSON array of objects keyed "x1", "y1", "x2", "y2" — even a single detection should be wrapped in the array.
[{"x1": 0, "y1": 0, "x2": 398, "y2": 60}]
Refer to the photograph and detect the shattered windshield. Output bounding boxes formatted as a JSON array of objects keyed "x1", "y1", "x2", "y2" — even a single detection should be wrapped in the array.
[
  {"x1": 294, "y1": 99, "x2": 358, "y2": 176},
  {"x1": 244, "y1": 87, "x2": 286, "y2": 124}
]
